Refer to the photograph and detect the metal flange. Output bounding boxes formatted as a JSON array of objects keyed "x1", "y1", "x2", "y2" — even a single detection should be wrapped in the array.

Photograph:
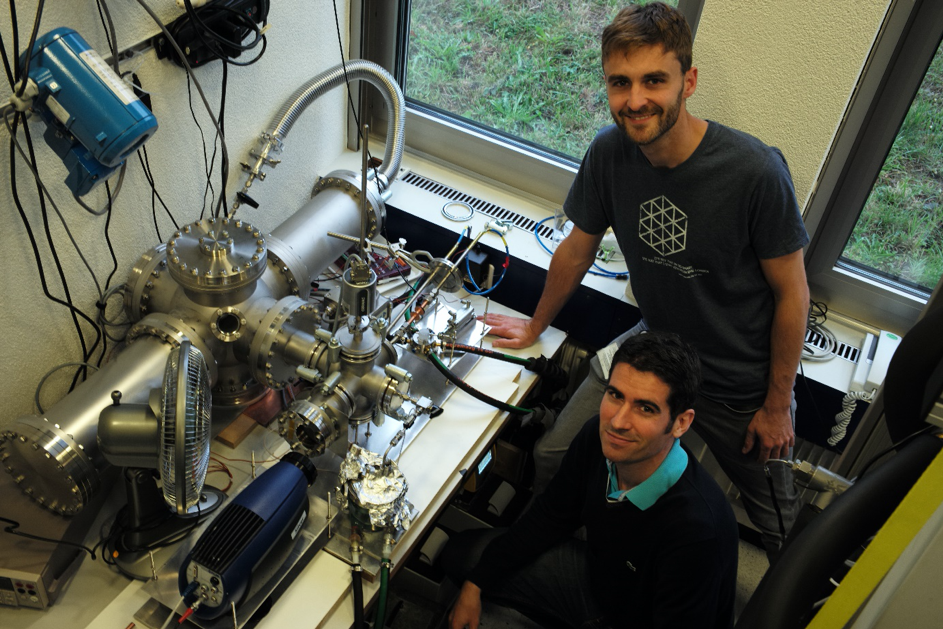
[
  {"x1": 311, "y1": 170, "x2": 384, "y2": 240},
  {"x1": 166, "y1": 217, "x2": 267, "y2": 294},
  {"x1": 248, "y1": 296, "x2": 324, "y2": 389},
  {"x1": 266, "y1": 235, "x2": 311, "y2": 298},
  {"x1": 123, "y1": 243, "x2": 168, "y2": 321},
  {"x1": 0, "y1": 417, "x2": 98, "y2": 515},
  {"x1": 126, "y1": 313, "x2": 218, "y2": 384}
]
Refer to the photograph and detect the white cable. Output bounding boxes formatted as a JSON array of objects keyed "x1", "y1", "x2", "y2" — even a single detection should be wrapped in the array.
[
  {"x1": 159, "y1": 593, "x2": 188, "y2": 629},
  {"x1": 803, "y1": 322, "x2": 838, "y2": 362},
  {"x1": 828, "y1": 390, "x2": 874, "y2": 446}
]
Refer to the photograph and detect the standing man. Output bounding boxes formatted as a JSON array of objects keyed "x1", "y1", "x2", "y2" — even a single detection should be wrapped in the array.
[
  {"x1": 484, "y1": 2, "x2": 810, "y2": 553},
  {"x1": 445, "y1": 333, "x2": 739, "y2": 629}
]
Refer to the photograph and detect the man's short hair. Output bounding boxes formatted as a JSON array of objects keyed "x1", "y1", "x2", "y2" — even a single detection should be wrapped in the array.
[
  {"x1": 610, "y1": 331, "x2": 701, "y2": 419},
  {"x1": 601, "y1": 2, "x2": 693, "y2": 74}
]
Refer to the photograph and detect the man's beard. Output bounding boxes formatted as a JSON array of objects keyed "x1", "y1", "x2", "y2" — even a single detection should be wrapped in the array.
[{"x1": 612, "y1": 87, "x2": 684, "y2": 146}]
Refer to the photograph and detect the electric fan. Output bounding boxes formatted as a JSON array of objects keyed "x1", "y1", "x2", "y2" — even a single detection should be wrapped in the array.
[{"x1": 97, "y1": 339, "x2": 223, "y2": 578}]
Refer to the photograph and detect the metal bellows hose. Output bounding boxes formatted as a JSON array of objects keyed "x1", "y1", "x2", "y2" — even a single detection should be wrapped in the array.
[{"x1": 268, "y1": 59, "x2": 405, "y2": 186}]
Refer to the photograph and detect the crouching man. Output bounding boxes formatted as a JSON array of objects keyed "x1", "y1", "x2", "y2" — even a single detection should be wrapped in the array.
[{"x1": 444, "y1": 332, "x2": 739, "y2": 629}]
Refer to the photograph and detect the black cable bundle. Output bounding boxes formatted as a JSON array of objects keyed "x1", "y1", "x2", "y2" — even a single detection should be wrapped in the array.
[{"x1": 156, "y1": 0, "x2": 270, "y2": 68}]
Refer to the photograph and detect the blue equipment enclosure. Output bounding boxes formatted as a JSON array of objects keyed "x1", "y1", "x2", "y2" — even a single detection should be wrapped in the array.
[
  {"x1": 22, "y1": 28, "x2": 158, "y2": 195},
  {"x1": 178, "y1": 453, "x2": 316, "y2": 620}
]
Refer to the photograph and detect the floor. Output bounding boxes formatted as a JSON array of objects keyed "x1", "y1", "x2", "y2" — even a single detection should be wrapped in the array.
[{"x1": 383, "y1": 537, "x2": 769, "y2": 628}]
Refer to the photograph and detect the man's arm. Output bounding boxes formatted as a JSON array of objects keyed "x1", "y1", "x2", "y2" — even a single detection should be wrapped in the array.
[
  {"x1": 449, "y1": 581, "x2": 482, "y2": 629},
  {"x1": 742, "y1": 249, "x2": 810, "y2": 461},
  {"x1": 484, "y1": 225, "x2": 604, "y2": 349}
]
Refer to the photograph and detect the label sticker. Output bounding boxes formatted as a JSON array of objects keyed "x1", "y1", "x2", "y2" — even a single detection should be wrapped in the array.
[
  {"x1": 44, "y1": 94, "x2": 71, "y2": 126},
  {"x1": 80, "y1": 49, "x2": 138, "y2": 106},
  {"x1": 291, "y1": 510, "x2": 307, "y2": 540}
]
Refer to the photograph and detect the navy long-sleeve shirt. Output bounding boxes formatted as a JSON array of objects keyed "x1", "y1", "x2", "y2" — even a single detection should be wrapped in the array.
[{"x1": 468, "y1": 417, "x2": 739, "y2": 629}]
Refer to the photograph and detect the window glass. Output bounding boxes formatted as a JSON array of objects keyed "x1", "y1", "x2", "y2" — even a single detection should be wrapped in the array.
[
  {"x1": 406, "y1": 0, "x2": 679, "y2": 161},
  {"x1": 839, "y1": 39, "x2": 943, "y2": 297}
]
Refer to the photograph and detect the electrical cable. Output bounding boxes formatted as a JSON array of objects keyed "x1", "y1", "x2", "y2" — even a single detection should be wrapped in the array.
[
  {"x1": 827, "y1": 390, "x2": 874, "y2": 446},
  {"x1": 158, "y1": 592, "x2": 188, "y2": 629},
  {"x1": 8, "y1": 1, "x2": 18, "y2": 76},
  {"x1": 534, "y1": 216, "x2": 628, "y2": 279},
  {"x1": 6, "y1": 109, "x2": 110, "y2": 375},
  {"x1": 797, "y1": 361, "x2": 827, "y2": 442},
  {"x1": 6, "y1": 129, "x2": 99, "y2": 385},
  {"x1": 138, "y1": 144, "x2": 179, "y2": 241},
  {"x1": 330, "y1": 0, "x2": 379, "y2": 181},
  {"x1": 14, "y1": 0, "x2": 45, "y2": 98},
  {"x1": 802, "y1": 300, "x2": 837, "y2": 362},
  {"x1": 8, "y1": 0, "x2": 101, "y2": 383},
  {"x1": 35, "y1": 362, "x2": 99, "y2": 414},
  {"x1": 95, "y1": 0, "x2": 119, "y2": 72},
  {"x1": 70, "y1": 164, "x2": 127, "y2": 216},
  {"x1": 428, "y1": 352, "x2": 533, "y2": 415},
  {"x1": 1, "y1": 516, "x2": 96, "y2": 559},
  {"x1": 187, "y1": 71, "x2": 217, "y2": 220},
  {"x1": 102, "y1": 181, "x2": 119, "y2": 291},
  {"x1": 5, "y1": 111, "x2": 107, "y2": 303},
  {"x1": 463, "y1": 229, "x2": 511, "y2": 295},
  {"x1": 99, "y1": 283, "x2": 131, "y2": 343},
  {"x1": 134, "y1": 0, "x2": 230, "y2": 219},
  {"x1": 217, "y1": 59, "x2": 229, "y2": 217},
  {"x1": 179, "y1": 0, "x2": 269, "y2": 67},
  {"x1": 0, "y1": 8, "x2": 16, "y2": 87},
  {"x1": 764, "y1": 464, "x2": 788, "y2": 550},
  {"x1": 855, "y1": 424, "x2": 939, "y2": 480},
  {"x1": 6, "y1": 110, "x2": 103, "y2": 387}
]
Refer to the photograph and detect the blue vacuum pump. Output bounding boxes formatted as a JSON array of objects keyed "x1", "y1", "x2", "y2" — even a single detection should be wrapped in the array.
[
  {"x1": 13, "y1": 28, "x2": 157, "y2": 195},
  {"x1": 178, "y1": 451, "x2": 317, "y2": 620}
]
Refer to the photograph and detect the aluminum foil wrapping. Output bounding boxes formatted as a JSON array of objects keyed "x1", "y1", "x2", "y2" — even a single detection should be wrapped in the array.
[{"x1": 339, "y1": 444, "x2": 413, "y2": 531}]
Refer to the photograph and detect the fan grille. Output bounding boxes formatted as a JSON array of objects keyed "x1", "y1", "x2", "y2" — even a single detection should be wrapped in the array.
[{"x1": 160, "y1": 342, "x2": 212, "y2": 513}]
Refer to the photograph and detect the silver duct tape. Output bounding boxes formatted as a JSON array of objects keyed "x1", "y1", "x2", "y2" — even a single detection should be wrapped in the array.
[{"x1": 339, "y1": 444, "x2": 412, "y2": 531}]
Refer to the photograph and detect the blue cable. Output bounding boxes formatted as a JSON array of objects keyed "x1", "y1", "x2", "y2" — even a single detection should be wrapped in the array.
[
  {"x1": 533, "y1": 216, "x2": 628, "y2": 279},
  {"x1": 464, "y1": 229, "x2": 510, "y2": 295}
]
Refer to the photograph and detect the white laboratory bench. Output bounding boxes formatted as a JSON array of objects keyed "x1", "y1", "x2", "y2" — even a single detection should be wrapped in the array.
[{"x1": 6, "y1": 298, "x2": 564, "y2": 629}]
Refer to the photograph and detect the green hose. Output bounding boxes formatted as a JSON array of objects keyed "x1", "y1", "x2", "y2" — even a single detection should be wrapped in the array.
[{"x1": 375, "y1": 558, "x2": 390, "y2": 628}]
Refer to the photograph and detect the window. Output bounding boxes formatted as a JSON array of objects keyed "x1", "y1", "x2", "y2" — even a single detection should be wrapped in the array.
[
  {"x1": 804, "y1": 0, "x2": 943, "y2": 333},
  {"x1": 355, "y1": 0, "x2": 704, "y2": 204},
  {"x1": 357, "y1": 0, "x2": 940, "y2": 334},
  {"x1": 839, "y1": 40, "x2": 943, "y2": 297}
]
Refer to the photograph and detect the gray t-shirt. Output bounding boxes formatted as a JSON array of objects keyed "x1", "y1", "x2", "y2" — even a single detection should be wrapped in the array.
[{"x1": 565, "y1": 121, "x2": 809, "y2": 404}]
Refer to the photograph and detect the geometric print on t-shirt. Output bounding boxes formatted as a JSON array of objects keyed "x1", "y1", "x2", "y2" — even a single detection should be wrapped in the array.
[{"x1": 639, "y1": 196, "x2": 687, "y2": 256}]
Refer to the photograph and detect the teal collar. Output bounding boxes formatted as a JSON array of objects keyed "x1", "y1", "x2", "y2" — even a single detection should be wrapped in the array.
[{"x1": 606, "y1": 439, "x2": 687, "y2": 510}]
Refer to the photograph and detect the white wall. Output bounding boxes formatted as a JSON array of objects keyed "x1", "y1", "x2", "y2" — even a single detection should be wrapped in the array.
[
  {"x1": 691, "y1": 0, "x2": 890, "y2": 210},
  {"x1": 0, "y1": 0, "x2": 350, "y2": 426}
]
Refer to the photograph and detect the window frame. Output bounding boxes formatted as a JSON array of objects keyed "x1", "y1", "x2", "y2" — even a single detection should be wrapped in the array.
[
  {"x1": 802, "y1": 0, "x2": 943, "y2": 334},
  {"x1": 353, "y1": 0, "x2": 705, "y2": 205},
  {"x1": 355, "y1": 0, "x2": 943, "y2": 335}
]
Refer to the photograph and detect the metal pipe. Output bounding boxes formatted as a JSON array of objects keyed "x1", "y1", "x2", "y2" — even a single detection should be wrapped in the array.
[{"x1": 360, "y1": 124, "x2": 370, "y2": 257}]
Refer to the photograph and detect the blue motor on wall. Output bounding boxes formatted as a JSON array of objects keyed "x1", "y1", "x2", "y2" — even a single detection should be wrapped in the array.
[
  {"x1": 14, "y1": 27, "x2": 157, "y2": 196},
  {"x1": 177, "y1": 451, "x2": 317, "y2": 620}
]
